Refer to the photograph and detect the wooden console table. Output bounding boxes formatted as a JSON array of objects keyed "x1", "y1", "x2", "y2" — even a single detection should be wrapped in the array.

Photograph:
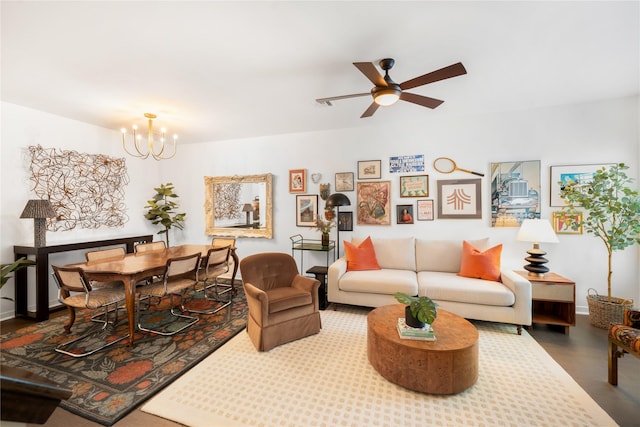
[{"x1": 13, "y1": 235, "x2": 153, "y2": 321}]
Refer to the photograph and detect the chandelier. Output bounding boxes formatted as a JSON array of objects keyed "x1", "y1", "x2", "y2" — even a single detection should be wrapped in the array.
[{"x1": 121, "y1": 113, "x2": 177, "y2": 160}]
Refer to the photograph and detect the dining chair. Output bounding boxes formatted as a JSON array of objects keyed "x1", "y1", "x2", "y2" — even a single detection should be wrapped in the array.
[
  {"x1": 52, "y1": 265, "x2": 129, "y2": 357},
  {"x1": 85, "y1": 247, "x2": 126, "y2": 261},
  {"x1": 84, "y1": 247, "x2": 126, "y2": 288},
  {"x1": 134, "y1": 241, "x2": 166, "y2": 253},
  {"x1": 136, "y1": 252, "x2": 201, "y2": 335},
  {"x1": 211, "y1": 237, "x2": 237, "y2": 290},
  {"x1": 189, "y1": 246, "x2": 232, "y2": 315}
]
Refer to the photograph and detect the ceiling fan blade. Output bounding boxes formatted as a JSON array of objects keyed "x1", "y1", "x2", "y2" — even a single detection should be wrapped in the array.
[
  {"x1": 400, "y1": 92, "x2": 445, "y2": 109},
  {"x1": 399, "y1": 62, "x2": 467, "y2": 90},
  {"x1": 353, "y1": 62, "x2": 386, "y2": 87},
  {"x1": 360, "y1": 102, "x2": 379, "y2": 118},
  {"x1": 316, "y1": 93, "x2": 370, "y2": 105}
]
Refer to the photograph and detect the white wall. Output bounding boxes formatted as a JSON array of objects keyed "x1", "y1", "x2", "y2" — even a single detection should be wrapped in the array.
[
  {"x1": 1, "y1": 96, "x2": 638, "y2": 320},
  {"x1": 1, "y1": 102, "x2": 161, "y2": 319}
]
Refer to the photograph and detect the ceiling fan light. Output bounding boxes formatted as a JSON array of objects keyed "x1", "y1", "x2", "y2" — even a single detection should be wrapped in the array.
[{"x1": 373, "y1": 87, "x2": 401, "y2": 106}]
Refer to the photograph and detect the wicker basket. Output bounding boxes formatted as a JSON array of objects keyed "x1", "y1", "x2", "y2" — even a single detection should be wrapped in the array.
[{"x1": 586, "y1": 288, "x2": 634, "y2": 329}]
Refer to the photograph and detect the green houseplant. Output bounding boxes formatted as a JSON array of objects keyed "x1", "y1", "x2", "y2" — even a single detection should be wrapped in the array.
[
  {"x1": 393, "y1": 292, "x2": 438, "y2": 328},
  {"x1": 1, "y1": 257, "x2": 36, "y2": 301},
  {"x1": 144, "y1": 182, "x2": 186, "y2": 247},
  {"x1": 559, "y1": 163, "x2": 640, "y2": 327}
]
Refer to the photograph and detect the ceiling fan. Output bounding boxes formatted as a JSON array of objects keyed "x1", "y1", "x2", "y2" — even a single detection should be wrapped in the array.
[{"x1": 316, "y1": 58, "x2": 467, "y2": 118}]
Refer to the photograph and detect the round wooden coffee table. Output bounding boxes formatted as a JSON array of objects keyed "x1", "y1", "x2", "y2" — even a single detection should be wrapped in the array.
[{"x1": 367, "y1": 304, "x2": 478, "y2": 394}]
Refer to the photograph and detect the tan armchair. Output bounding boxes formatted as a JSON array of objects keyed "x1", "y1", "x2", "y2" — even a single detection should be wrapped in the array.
[{"x1": 239, "y1": 252, "x2": 321, "y2": 351}]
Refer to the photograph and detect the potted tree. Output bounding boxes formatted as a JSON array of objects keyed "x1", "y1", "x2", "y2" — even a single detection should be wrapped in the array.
[
  {"x1": 559, "y1": 163, "x2": 640, "y2": 328},
  {"x1": 393, "y1": 292, "x2": 438, "y2": 328},
  {"x1": 144, "y1": 182, "x2": 186, "y2": 247}
]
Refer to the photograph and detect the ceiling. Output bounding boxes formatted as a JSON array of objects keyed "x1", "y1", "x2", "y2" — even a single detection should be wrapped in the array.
[{"x1": 2, "y1": 1, "x2": 639, "y2": 145}]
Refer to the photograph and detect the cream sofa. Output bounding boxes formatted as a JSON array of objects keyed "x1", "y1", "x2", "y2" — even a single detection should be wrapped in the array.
[{"x1": 327, "y1": 237, "x2": 531, "y2": 334}]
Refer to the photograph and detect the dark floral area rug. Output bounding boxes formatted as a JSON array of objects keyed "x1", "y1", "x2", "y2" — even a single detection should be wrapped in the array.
[{"x1": 0, "y1": 287, "x2": 247, "y2": 426}]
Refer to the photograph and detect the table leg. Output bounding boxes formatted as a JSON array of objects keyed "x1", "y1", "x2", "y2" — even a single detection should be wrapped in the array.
[
  {"x1": 124, "y1": 277, "x2": 136, "y2": 347},
  {"x1": 229, "y1": 249, "x2": 240, "y2": 293}
]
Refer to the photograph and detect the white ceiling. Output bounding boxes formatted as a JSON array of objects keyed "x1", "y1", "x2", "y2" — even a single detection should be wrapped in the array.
[{"x1": 2, "y1": 1, "x2": 639, "y2": 145}]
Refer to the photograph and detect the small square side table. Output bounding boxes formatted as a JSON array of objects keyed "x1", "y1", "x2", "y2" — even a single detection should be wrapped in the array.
[{"x1": 517, "y1": 271, "x2": 576, "y2": 334}]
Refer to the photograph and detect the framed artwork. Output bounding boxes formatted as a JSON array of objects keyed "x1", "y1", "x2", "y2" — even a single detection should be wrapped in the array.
[
  {"x1": 358, "y1": 160, "x2": 382, "y2": 180},
  {"x1": 296, "y1": 194, "x2": 318, "y2": 227},
  {"x1": 549, "y1": 163, "x2": 615, "y2": 207},
  {"x1": 338, "y1": 211, "x2": 353, "y2": 231},
  {"x1": 389, "y1": 154, "x2": 425, "y2": 173},
  {"x1": 289, "y1": 169, "x2": 307, "y2": 193},
  {"x1": 490, "y1": 160, "x2": 540, "y2": 227},
  {"x1": 356, "y1": 181, "x2": 391, "y2": 225},
  {"x1": 416, "y1": 199, "x2": 434, "y2": 221},
  {"x1": 335, "y1": 172, "x2": 354, "y2": 192},
  {"x1": 400, "y1": 175, "x2": 429, "y2": 197},
  {"x1": 437, "y1": 179, "x2": 482, "y2": 219},
  {"x1": 396, "y1": 204, "x2": 414, "y2": 224},
  {"x1": 553, "y1": 211, "x2": 583, "y2": 234}
]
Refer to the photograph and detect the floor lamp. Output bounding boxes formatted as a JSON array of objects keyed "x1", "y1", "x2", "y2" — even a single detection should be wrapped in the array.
[{"x1": 325, "y1": 193, "x2": 351, "y2": 258}]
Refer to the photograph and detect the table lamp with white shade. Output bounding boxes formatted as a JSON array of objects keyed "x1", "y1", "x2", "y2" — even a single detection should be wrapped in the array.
[{"x1": 516, "y1": 218, "x2": 559, "y2": 277}]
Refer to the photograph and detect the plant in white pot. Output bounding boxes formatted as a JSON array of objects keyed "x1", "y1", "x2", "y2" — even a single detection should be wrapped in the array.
[{"x1": 559, "y1": 163, "x2": 640, "y2": 328}]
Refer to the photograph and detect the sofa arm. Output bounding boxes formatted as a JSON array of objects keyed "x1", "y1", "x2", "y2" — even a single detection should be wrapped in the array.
[
  {"x1": 500, "y1": 269, "x2": 532, "y2": 326},
  {"x1": 327, "y1": 258, "x2": 347, "y2": 301}
]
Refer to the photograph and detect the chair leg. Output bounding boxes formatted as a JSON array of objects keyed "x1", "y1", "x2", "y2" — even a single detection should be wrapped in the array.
[
  {"x1": 608, "y1": 338, "x2": 620, "y2": 385},
  {"x1": 188, "y1": 280, "x2": 232, "y2": 315},
  {"x1": 56, "y1": 303, "x2": 129, "y2": 358},
  {"x1": 137, "y1": 293, "x2": 199, "y2": 336}
]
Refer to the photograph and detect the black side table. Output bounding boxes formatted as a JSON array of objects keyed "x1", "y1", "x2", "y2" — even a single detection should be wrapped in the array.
[{"x1": 306, "y1": 266, "x2": 328, "y2": 310}]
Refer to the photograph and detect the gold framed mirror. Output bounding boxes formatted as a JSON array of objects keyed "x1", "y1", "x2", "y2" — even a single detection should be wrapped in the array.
[{"x1": 204, "y1": 173, "x2": 273, "y2": 238}]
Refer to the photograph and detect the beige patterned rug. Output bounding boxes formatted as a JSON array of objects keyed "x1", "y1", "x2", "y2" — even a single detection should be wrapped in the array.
[{"x1": 142, "y1": 307, "x2": 616, "y2": 427}]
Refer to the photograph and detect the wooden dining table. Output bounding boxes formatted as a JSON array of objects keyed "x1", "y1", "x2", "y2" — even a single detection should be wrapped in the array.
[{"x1": 72, "y1": 244, "x2": 239, "y2": 347}]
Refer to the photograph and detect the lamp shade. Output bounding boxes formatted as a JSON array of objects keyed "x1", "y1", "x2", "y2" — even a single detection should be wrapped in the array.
[
  {"x1": 20, "y1": 200, "x2": 56, "y2": 219},
  {"x1": 325, "y1": 193, "x2": 351, "y2": 208},
  {"x1": 516, "y1": 219, "x2": 559, "y2": 244},
  {"x1": 20, "y1": 199, "x2": 56, "y2": 247},
  {"x1": 242, "y1": 204, "x2": 253, "y2": 212}
]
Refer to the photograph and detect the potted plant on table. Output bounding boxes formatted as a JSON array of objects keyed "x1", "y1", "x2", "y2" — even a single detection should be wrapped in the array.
[
  {"x1": 394, "y1": 292, "x2": 438, "y2": 328},
  {"x1": 559, "y1": 163, "x2": 640, "y2": 328},
  {"x1": 312, "y1": 216, "x2": 335, "y2": 248},
  {"x1": 144, "y1": 182, "x2": 186, "y2": 247}
]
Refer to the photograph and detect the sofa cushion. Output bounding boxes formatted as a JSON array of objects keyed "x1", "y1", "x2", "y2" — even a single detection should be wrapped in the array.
[
  {"x1": 415, "y1": 237, "x2": 490, "y2": 273},
  {"x1": 458, "y1": 241, "x2": 502, "y2": 281},
  {"x1": 338, "y1": 269, "x2": 418, "y2": 296},
  {"x1": 344, "y1": 236, "x2": 381, "y2": 271},
  {"x1": 351, "y1": 236, "x2": 416, "y2": 271},
  {"x1": 418, "y1": 271, "x2": 515, "y2": 306}
]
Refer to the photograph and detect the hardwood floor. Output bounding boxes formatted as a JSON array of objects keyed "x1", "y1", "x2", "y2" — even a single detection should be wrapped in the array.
[{"x1": 2, "y1": 313, "x2": 638, "y2": 427}]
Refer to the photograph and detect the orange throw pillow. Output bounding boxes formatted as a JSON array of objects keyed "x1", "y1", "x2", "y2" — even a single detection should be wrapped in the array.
[
  {"x1": 344, "y1": 236, "x2": 381, "y2": 271},
  {"x1": 458, "y1": 240, "x2": 502, "y2": 281}
]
